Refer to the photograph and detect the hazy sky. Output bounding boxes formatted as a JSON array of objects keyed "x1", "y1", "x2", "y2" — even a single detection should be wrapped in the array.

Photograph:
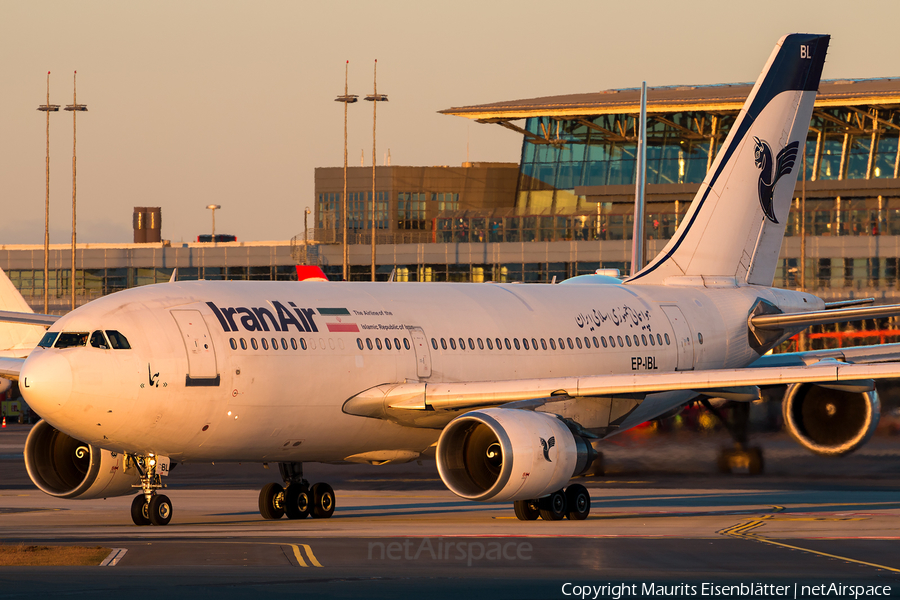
[{"x1": 1, "y1": 1, "x2": 898, "y2": 244}]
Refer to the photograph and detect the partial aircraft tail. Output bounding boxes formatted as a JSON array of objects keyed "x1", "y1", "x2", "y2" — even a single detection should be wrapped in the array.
[
  {"x1": 0, "y1": 267, "x2": 46, "y2": 352},
  {"x1": 627, "y1": 34, "x2": 829, "y2": 286}
]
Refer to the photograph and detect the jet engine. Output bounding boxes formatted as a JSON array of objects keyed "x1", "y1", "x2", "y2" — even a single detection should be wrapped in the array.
[
  {"x1": 24, "y1": 420, "x2": 140, "y2": 500},
  {"x1": 436, "y1": 408, "x2": 595, "y2": 502},
  {"x1": 782, "y1": 383, "x2": 880, "y2": 456}
]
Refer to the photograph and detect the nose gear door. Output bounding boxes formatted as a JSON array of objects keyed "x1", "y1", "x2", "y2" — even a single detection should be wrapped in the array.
[{"x1": 171, "y1": 310, "x2": 220, "y2": 384}]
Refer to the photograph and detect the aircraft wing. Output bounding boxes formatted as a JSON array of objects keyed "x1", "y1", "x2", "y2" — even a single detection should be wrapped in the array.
[
  {"x1": 0, "y1": 357, "x2": 25, "y2": 381},
  {"x1": 344, "y1": 359, "x2": 900, "y2": 427},
  {"x1": 0, "y1": 310, "x2": 58, "y2": 328}
]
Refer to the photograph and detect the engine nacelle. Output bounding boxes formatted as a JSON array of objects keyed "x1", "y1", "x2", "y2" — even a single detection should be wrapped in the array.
[
  {"x1": 24, "y1": 420, "x2": 141, "y2": 500},
  {"x1": 436, "y1": 408, "x2": 594, "y2": 503},
  {"x1": 782, "y1": 383, "x2": 880, "y2": 457}
]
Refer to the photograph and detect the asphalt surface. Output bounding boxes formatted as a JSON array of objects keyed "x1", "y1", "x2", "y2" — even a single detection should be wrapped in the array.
[{"x1": 2, "y1": 423, "x2": 900, "y2": 599}]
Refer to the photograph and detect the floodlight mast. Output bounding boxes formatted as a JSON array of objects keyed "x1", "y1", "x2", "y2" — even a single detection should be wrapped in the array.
[
  {"x1": 37, "y1": 72, "x2": 60, "y2": 314},
  {"x1": 335, "y1": 62, "x2": 358, "y2": 281},
  {"x1": 365, "y1": 60, "x2": 388, "y2": 282},
  {"x1": 64, "y1": 71, "x2": 88, "y2": 310}
]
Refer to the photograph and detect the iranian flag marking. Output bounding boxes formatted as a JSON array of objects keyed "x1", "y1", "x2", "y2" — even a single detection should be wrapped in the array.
[{"x1": 317, "y1": 307, "x2": 360, "y2": 332}]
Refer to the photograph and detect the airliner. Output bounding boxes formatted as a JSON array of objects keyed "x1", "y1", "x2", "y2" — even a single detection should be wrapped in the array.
[{"x1": 3, "y1": 33, "x2": 900, "y2": 527}]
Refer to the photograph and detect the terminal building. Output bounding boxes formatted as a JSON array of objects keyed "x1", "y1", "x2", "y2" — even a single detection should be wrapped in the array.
[{"x1": 3, "y1": 78, "x2": 900, "y2": 336}]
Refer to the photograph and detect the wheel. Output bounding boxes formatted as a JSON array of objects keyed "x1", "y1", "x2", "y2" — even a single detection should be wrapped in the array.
[
  {"x1": 748, "y1": 447, "x2": 764, "y2": 475},
  {"x1": 259, "y1": 483, "x2": 285, "y2": 520},
  {"x1": 513, "y1": 499, "x2": 540, "y2": 521},
  {"x1": 538, "y1": 490, "x2": 567, "y2": 521},
  {"x1": 565, "y1": 484, "x2": 591, "y2": 520},
  {"x1": 284, "y1": 484, "x2": 311, "y2": 520},
  {"x1": 310, "y1": 482, "x2": 335, "y2": 519},
  {"x1": 130, "y1": 494, "x2": 150, "y2": 526},
  {"x1": 148, "y1": 494, "x2": 173, "y2": 526}
]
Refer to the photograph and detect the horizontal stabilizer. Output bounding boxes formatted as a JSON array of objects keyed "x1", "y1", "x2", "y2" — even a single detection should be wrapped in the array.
[
  {"x1": 750, "y1": 303, "x2": 900, "y2": 330},
  {"x1": 0, "y1": 310, "x2": 58, "y2": 328}
]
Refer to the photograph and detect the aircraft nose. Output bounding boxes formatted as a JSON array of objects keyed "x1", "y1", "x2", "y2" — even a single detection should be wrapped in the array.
[{"x1": 20, "y1": 351, "x2": 73, "y2": 419}]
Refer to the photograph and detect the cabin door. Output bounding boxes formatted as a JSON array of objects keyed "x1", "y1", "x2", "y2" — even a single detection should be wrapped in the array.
[{"x1": 171, "y1": 310, "x2": 220, "y2": 384}]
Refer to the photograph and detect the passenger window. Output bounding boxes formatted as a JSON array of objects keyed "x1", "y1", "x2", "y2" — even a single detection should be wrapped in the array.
[
  {"x1": 230, "y1": 338, "x2": 237, "y2": 350},
  {"x1": 657, "y1": 334, "x2": 663, "y2": 345},
  {"x1": 477, "y1": 338, "x2": 484, "y2": 350},
  {"x1": 458, "y1": 338, "x2": 465, "y2": 350},
  {"x1": 649, "y1": 335, "x2": 655, "y2": 346},
  {"x1": 281, "y1": 338, "x2": 288, "y2": 350},
  {"x1": 357, "y1": 338, "x2": 364, "y2": 350},
  {"x1": 449, "y1": 338, "x2": 456, "y2": 350},
  {"x1": 385, "y1": 338, "x2": 392, "y2": 350},
  {"x1": 531, "y1": 338, "x2": 538, "y2": 350},
  {"x1": 468, "y1": 338, "x2": 475, "y2": 350},
  {"x1": 375, "y1": 338, "x2": 383, "y2": 350},
  {"x1": 105, "y1": 330, "x2": 131, "y2": 350},
  {"x1": 549, "y1": 338, "x2": 557, "y2": 350},
  {"x1": 38, "y1": 332, "x2": 59, "y2": 348},
  {"x1": 558, "y1": 338, "x2": 565, "y2": 350},
  {"x1": 261, "y1": 338, "x2": 269, "y2": 350},
  {"x1": 633, "y1": 335, "x2": 639, "y2": 346},
  {"x1": 55, "y1": 332, "x2": 89, "y2": 348},
  {"x1": 240, "y1": 338, "x2": 247, "y2": 350},
  {"x1": 567, "y1": 338, "x2": 574, "y2": 350},
  {"x1": 496, "y1": 338, "x2": 502, "y2": 350},
  {"x1": 584, "y1": 337, "x2": 590, "y2": 348},
  {"x1": 505, "y1": 338, "x2": 511, "y2": 350},
  {"x1": 300, "y1": 338, "x2": 308, "y2": 350},
  {"x1": 575, "y1": 337, "x2": 582, "y2": 349},
  {"x1": 432, "y1": 338, "x2": 438, "y2": 350},
  {"x1": 251, "y1": 338, "x2": 259, "y2": 350},
  {"x1": 394, "y1": 338, "x2": 401, "y2": 350},
  {"x1": 609, "y1": 336, "x2": 615, "y2": 348},
  {"x1": 601, "y1": 337, "x2": 608, "y2": 348},
  {"x1": 642, "y1": 335, "x2": 647, "y2": 346},
  {"x1": 441, "y1": 338, "x2": 448, "y2": 350},
  {"x1": 514, "y1": 339, "x2": 521, "y2": 350},
  {"x1": 404, "y1": 338, "x2": 410, "y2": 350},
  {"x1": 90, "y1": 331, "x2": 109, "y2": 349},
  {"x1": 617, "y1": 336, "x2": 623, "y2": 347},
  {"x1": 366, "y1": 338, "x2": 373, "y2": 350},
  {"x1": 625, "y1": 336, "x2": 631, "y2": 347},
  {"x1": 486, "y1": 338, "x2": 493, "y2": 350},
  {"x1": 541, "y1": 339, "x2": 547, "y2": 350},
  {"x1": 522, "y1": 338, "x2": 529, "y2": 350},
  {"x1": 665, "y1": 333, "x2": 671, "y2": 345}
]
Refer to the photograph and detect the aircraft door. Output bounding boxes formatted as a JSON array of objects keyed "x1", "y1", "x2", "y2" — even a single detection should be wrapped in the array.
[
  {"x1": 171, "y1": 310, "x2": 220, "y2": 383},
  {"x1": 660, "y1": 305, "x2": 694, "y2": 371},
  {"x1": 408, "y1": 327, "x2": 432, "y2": 378}
]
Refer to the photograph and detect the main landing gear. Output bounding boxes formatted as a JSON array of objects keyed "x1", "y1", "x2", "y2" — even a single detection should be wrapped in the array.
[
  {"x1": 258, "y1": 462, "x2": 336, "y2": 521},
  {"x1": 700, "y1": 399, "x2": 764, "y2": 475},
  {"x1": 129, "y1": 453, "x2": 173, "y2": 526},
  {"x1": 513, "y1": 484, "x2": 591, "y2": 521}
]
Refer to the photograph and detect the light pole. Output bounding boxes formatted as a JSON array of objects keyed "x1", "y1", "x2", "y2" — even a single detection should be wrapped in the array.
[
  {"x1": 64, "y1": 71, "x2": 87, "y2": 311},
  {"x1": 206, "y1": 204, "x2": 221, "y2": 244},
  {"x1": 335, "y1": 61, "x2": 358, "y2": 281},
  {"x1": 364, "y1": 60, "x2": 388, "y2": 282},
  {"x1": 37, "y1": 72, "x2": 60, "y2": 314},
  {"x1": 304, "y1": 207, "x2": 311, "y2": 265}
]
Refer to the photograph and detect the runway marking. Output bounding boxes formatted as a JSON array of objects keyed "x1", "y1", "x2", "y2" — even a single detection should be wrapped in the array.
[
  {"x1": 719, "y1": 507, "x2": 900, "y2": 574},
  {"x1": 284, "y1": 543, "x2": 323, "y2": 567},
  {"x1": 99, "y1": 548, "x2": 127, "y2": 566}
]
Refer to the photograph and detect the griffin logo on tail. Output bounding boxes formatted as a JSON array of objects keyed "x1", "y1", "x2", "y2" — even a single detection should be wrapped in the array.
[
  {"x1": 539, "y1": 436, "x2": 555, "y2": 462},
  {"x1": 754, "y1": 137, "x2": 800, "y2": 224}
]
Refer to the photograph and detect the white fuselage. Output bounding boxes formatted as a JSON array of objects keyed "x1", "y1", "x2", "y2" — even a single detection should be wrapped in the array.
[{"x1": 20, "y1": 279, "x2": 820, "y2": 463}]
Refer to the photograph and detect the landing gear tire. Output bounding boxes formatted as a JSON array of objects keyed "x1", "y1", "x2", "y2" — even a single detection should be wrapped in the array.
[
  {"x1": 539, "y1": 490, "x2": 567, "y2": 521},
  {"x1": 148, "y1": 494, "x2": 173, "y2": 526},
  {"x1": 565, "y1": 484, "x2": 591, "y2": 520},
  {"x1": 310, "y1": 482, "x2": 336, "y2": 519},
  {"x1": 284, "y1": 484, "x2": 311, "y2": 520},
  {"x1": 131, "y1": 494, "x2": 150, "y2": 526},
  {"x1": 513, "y1": 499, "x2": 540, "y2": 521},
  {"x1": 259, "y1": 483, "x2": 285, "y2": 520}
]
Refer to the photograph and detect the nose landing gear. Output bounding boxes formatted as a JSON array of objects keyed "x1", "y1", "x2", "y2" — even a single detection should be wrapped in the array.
[
  {"x1": 128, "y1": 453, "x2": 173, "y2": 526},
  {"x1": 258, "y1": 462, "x2": 336, "y2": 521}
]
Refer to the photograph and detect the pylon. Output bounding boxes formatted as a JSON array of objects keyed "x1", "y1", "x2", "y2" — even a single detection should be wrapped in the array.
[{"x1": 1, "y1": 417, "x2": 6, "y2": 428}]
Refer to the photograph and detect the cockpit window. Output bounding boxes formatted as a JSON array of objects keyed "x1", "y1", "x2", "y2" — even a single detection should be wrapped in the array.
[
  {"x1": 55, "y1": 332, "x2": 89, "y2": 348},
  {"x1": 38, "y1": 332, "x2": 59, "y2": 348},
  {"x1": 90, "y1": 331, "x2": 109, "y2": 349},
  {"x1": 105, "y1": 330, "x2": 131, "y2": 350}
]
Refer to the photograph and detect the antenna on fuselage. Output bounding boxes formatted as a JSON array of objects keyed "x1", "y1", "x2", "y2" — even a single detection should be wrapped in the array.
[{"x1": 168, "y1": 269, "x2": 177, "y2": 283}]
